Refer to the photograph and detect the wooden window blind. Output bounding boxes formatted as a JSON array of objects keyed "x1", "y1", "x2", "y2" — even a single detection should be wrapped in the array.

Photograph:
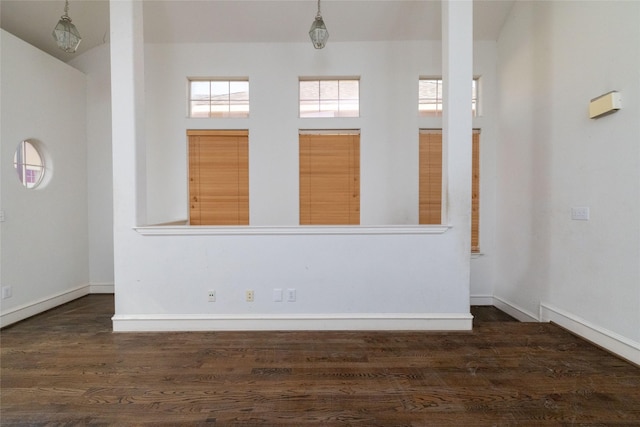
[
  {"x1": 419, "y1": 129, "x2": 480, "y2": 252},
  {"x1": 471, "y1": 131, "x2": 480, "y2": 253},
  {"x1": 188, "y1": 130, "x2": 249, "y2": 225},
  {"x1": 419, "y1": 130, "x2": 443, "y2": 224},
  {"x1": 299, "y1": 133, "x2": 360, "y2": 225}
]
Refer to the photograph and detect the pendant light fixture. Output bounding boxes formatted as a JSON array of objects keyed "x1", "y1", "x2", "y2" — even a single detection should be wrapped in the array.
[
  {"x1": 309, "y1": 0, "x2": 329, "y2": 49},
  {"x1": 53, "y1": 0, "x2": 82, "y2": 53}
]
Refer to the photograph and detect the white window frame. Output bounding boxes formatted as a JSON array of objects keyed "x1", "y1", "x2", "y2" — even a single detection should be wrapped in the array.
[
  {"x1": 299, "y1": 78, "x2": 360, "y2": 118},
  {"x1": 419, "y1": 77, "x2": 479, "y2": 117},
  {"x1": 188, "y1": 78, "x2": 249, "y2": 118},
  {"x1": 13, "y1": 140, "x2": 46, "y2": 189}
]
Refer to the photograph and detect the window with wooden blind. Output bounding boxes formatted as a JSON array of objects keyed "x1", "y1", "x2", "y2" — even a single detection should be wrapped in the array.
[
  {"x1": 299, "y1": 132, "x2": 360, "y2": 225},
  {"x1": 188, "y1": 130, "x2": 249, "y2": 225},
  {"x1": 419, "y1": 131, "x2": 443, "y2": 225},
  {"x1": 471, "y1": 131, "x2": 480, "y2": 252},
  {"x1": 419, "y1": 129, "x2": 480, "y2": 252}
]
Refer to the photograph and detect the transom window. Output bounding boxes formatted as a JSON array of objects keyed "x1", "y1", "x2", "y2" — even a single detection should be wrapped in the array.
[
  {"x1": 299, "y1": 78, "x2": 360, "y2": 118},
  {"x1": 13, "y1": 140, "x2": 45, "y2": 189},
  {"x1": 189, "y1": 79, "x2": 249, "y2": 118},
  {"x1": 419, "y1": 78, "x2": 478, "y2": 117}
]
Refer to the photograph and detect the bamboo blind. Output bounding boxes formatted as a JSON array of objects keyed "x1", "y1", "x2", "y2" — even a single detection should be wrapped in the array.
[
  {"x1": 419, "y1": 131, "x2": 443, "y2": 225},
  {"x1": 419, "y1": 130, "x2": 480, "y2": 252},
  {"x1": 188, "y1": 130, "x2": 249, "y2": 225},
  {"x1": 299, "y1": 133, "x2": 360, "y2": 225},
  {"x1": 471, "y1": 131, "x2": 480, "y2": 252}
]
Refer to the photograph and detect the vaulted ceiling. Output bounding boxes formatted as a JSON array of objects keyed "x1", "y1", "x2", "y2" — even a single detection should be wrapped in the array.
[{"x1": 1, "y1": 0, "x2": 514, "y2": 63}]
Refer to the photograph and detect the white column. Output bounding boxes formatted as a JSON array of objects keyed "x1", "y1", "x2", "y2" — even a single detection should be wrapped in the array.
[
  {"x1": 442, "y1": 0, "x2": 473, "y2": 296},
  {"x1": 110, "y1": 0, "x2": 146, "y2": 227},
  {"x1": 110, "y1": 0, "x2": 146, "y2": 311}
]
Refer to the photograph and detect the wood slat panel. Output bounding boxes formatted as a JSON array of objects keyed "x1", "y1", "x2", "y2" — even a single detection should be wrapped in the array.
[
  {"x1": 300, "y1": 133, "x2": 360, "y2": 225},
  {"x1": 188, "y1": 130, "x2": 249, "y2": 225},
  {"x1": 419, "y1": 130, "x2": 443, "y2": 224},
  {"x1": 188, "y1": 136, "x2": 202, "y2": 225},
  {"x1": 471, "y1": 131, "x2": 480, "y2": 252},
  {"x1": 419, "y1": 129, "x2": 480, "y2": 252}
]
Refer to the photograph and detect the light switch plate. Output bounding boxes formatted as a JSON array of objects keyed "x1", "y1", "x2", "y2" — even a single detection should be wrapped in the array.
[{"x1": 571, "y1": 207, "x2": 590, "y2": 221}]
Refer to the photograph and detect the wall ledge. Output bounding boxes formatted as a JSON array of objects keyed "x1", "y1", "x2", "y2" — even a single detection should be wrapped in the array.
[
  {"x1": 112, "y1": 312, "x2": 472, "y2": 332},
  {"x1": 134, "y1": 225, "x2": 451, "y2": 236}
]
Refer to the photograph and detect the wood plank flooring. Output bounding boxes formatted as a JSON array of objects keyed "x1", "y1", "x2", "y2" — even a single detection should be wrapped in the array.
[{"x1": 1, "y1": 295, "x2": 639, "y2": 426}]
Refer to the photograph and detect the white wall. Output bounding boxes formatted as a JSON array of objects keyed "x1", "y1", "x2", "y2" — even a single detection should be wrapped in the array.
[
  {"x1": 495, "y1": 1, "x2": 640, "y2": 362},
  {"x1": 145, "y1": 41, "x2": 497, "y2": 227},
  {"x1": 70, "y1": 44, "x2": 115, "y2": 291},
  {"x1": 0, "y1": 30, "x2": 89, "y2": 326},
  {"x1": 143, "y1": 40, "x2": 497, "y2": 300},
  {"x1": 109, "y1": 1, "x2": 497, "y2": 329}
]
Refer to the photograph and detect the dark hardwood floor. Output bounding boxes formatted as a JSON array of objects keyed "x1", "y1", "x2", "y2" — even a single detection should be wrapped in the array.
[{"x1": 1, "y1": 295, "x2": 639, "y2": 426}]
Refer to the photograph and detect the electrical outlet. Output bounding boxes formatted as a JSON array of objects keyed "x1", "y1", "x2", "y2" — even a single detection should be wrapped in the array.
[
  {"x1": 286, "y1": 288, "x2": 296, "y2": 302},
  {"x1": 2, "y1": 286, "x2": 12, "y2": 299},
  {"x1": 208, "y1": 290, "x2": 216, "y2": 302},
  {"x1": 245, "y1": 290, "x2": 255, "y2": 302}
]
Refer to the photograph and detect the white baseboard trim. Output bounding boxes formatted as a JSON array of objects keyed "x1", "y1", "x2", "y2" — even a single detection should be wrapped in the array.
[
  {"x1": 112, "y1": 313, "x2": 473, "y2": 332},
  {"x1": 0, "y1": 284, "x2": 90, "y2": 328},
  {"x1": 470, "y1": 295, "x2": 494, "y2": 305},
  {"x1": 540, "y1": 302, "x2": 640, "y2": 366},
  {"x1": 492, "y1": 296, "x2": 539, "y2": 322},
  {"x1": 90, "y1": 282, "x2": 114, "y2": 294}
]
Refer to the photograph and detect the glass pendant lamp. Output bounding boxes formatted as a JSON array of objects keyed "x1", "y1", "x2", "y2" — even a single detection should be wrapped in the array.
[
  {"x1": 53, "y1": 0, "x2": 82, "y2": 53},
  {"x1": 309, "y1": 0, "x2": 329, "y2": 49}
]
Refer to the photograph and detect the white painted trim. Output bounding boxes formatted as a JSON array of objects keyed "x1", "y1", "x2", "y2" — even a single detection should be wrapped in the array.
[
  {"x1": 540, "y1": 303, "x2": 640, "y2": 366},
  {"x1": 112, "y1": 312, "x2": 473, "y2": 332},
  {"x1": 89, "y1": 282, "x2": 115, "y2": 294},
  {"x1": 470, "y1": 295, "x2": 494, "y2": 305},
  {"x1": 492, "y1": 296, "x2": 539, "y2": 322},
  {"x1": 134, "y1": 225, "x2": 452, "y2": 237},
  {"x1": 0, "y1": 284, "x2": 90, "y2": 328}
]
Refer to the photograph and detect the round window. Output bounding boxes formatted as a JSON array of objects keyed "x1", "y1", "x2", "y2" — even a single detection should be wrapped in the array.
[{"x1": 13, "y1": 140, "x2": 45, "y2": 189}]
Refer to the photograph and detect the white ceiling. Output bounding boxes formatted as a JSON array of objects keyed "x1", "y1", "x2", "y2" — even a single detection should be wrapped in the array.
[{"x1": 1, "y1": 0, "x2": 514, "y2": 63}]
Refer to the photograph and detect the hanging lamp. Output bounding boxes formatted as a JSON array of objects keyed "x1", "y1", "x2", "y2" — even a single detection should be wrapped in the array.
[
  {"x1": 309, "y1": 0, "x2": 329, "y2": 49},
  {"x1": 53, "y1": 0, "x2": 82, "y2": 53}
]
